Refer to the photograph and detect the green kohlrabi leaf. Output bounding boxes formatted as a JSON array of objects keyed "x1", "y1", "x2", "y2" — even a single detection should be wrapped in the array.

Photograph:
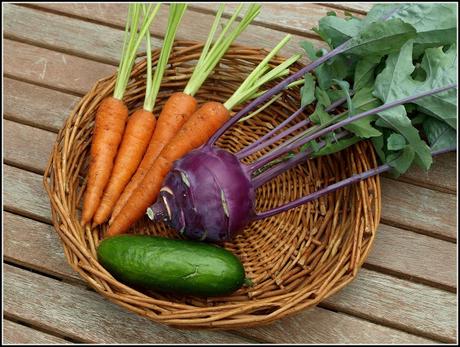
[
  {"x1": 315, "y1": 54, "x2": 353, "y2": 89},
  {"x1": 343, "y1": 87, "x2": 382, "y2": 138},
  {"x1": 365, "y1": 4, "x2": 457, "y2": 56},
  {"x1": 346, "y1": 18, "x2": 416, "y2": 57},
  {"x1": 332, "y1": 79, "x2": 354, "y2": 115},
  {"x1": 374, "y1": 106, "x2": 433, "y2": 170},
  {"x1": 299, "y1": 40, "x2": 317, "y2": 61},
  {"x1": 422, "y1": 117, "x2": 457, "y2": 152},
  {"x1": 315, "y1": 15, "x2": 363, "y2": 48},
  {"x1": 386, "y1": 145, "x2": 416, "y2": 177},
  {"x1": 410, "y1": 113, "x2": 427, "y2": 125},
  {"x1": 315, "y1": 87, "x2": 331, "y2": 107},
  {"x1": 300, "y1": 73, "x2": 316, "y2": 107},
  {"x1": 353, "y1": 55, "x2": 382, "y2": 91},
  {"x1": 310, "y1": 103, "x2": 332, "y2": 125},
  {"x1": 311, "y1": 136, "x2": 361, "y2": 157},
  {"x1": 387, "y1": 133, "x2": 407, "y2": 150},
  {"x1": 371, "y1": 135, "x2": 386, "y2": 162},
  {"x1": 374, "y1": 40, "x2": 457, "y2": 128}
]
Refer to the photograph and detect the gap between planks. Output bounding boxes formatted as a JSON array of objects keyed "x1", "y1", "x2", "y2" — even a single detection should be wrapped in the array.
[{"x1": 3, "y1": 317, "x2": 80, "y2": 344}]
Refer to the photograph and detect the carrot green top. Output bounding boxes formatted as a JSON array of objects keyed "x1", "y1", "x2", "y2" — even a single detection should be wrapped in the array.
[
  {"x1": 224, "y1": 34, "x2": 301, "y2": 111},
  {"x1": 143, "y1": 4, "x2": 187, "y2": 112},
  {"x1": 183, "y1": 4, "x2": 261, "y2": 97},
  {"x1": 113, "y1": 4, "x2": 161, "y2": 101}
]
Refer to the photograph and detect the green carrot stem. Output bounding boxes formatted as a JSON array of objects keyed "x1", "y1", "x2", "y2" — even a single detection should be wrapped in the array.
[
  {"x1": 144, "y1": 4, "x2": 187, "y2": 112},
  {"x1": 183, "y1": 4, "x2": 261, "y2": 96},
  {"x1": 114, "y1": 4, "x2": 160, "y2": 100},
  {"x1": 142, "y1": 4, "x2": 154, "y2": 103},
  {"x1": 224, "y1": 35, "x2": 300, "y2": 110}
]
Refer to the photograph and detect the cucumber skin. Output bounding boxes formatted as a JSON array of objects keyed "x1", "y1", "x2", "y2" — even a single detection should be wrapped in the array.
[{"x1": 97, "y1": 235, "x2": 246, "y2": 297}]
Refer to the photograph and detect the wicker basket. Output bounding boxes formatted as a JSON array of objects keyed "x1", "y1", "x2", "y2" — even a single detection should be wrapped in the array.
[{"x1": 43, "y1": 41, "x2": 381, "y2": 329}]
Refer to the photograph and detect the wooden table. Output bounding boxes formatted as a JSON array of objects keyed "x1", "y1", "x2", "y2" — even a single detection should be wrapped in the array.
[{"x1": 3, "y1": 3, "x2": 457, "y2": 344}]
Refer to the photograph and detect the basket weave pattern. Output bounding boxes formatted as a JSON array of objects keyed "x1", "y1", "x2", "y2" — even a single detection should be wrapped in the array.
[{"x1": 44, "y1": 41, "x2": 381, "y2": 329}]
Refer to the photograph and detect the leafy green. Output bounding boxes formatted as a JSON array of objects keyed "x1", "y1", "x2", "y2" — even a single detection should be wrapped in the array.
[
  {"x1": 386, "y1": 145, "x2": 415, "y2": 176},
  {"x1": 310, "y1": 103, "x2": 332, "y2": 125},
  {"x1": 346, "y1": 19, "x2": 416, "y2": 56},
  {"x1": 353, "y1": 55, "x2": 381, "y2": 91},
  {"x1": 387, "y1": 133, "x2": 407, "y2": 151},
  {"x1": 300, "y1": 73, "x2": 316, "y2": 107},
  {"x1": 422, "y1": 117, "x2": 457, "y2": 152},
  {"x1": 375, "y1": 40, "x2": 457, "y2": 128},
  {"x1": 315, "y1": 87, "x2": 331, "y2": 107},
  {"x1": 312, "y1": 136, "x2": 361, "y2": 157},
  {"x1": 292, "y1": 3, "x2": 457, "y2": 177},
  {"x1": 315, "y1": 15, "x2": 363, "y2": 48},
  {"x1": 342, "y1": 87, "x2": 382, "y2": 138},
  {"x1": 364, "y1": 3, "x2": 457, "y2": 55}
]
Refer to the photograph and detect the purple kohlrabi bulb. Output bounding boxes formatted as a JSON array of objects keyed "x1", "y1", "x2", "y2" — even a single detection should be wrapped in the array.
[{"x1": 148, "y1": 147, "x2": 255, "y2": 242}]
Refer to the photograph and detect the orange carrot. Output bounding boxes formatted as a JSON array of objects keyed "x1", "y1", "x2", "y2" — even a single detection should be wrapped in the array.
[
  {"x1": 92, "y1": 108, "x2": 156, "y2": 225},
  {"x1": 81, "y1": 4, "x2": 160, "y2": 225},
  {"x1": 81, "y1": 97, "x2": 128, "y2": 225},
  {"x1": 110, "y1": 92, "x2": 197, "y2": 223},
  {"x1": 106, "y1": 101, "x2": 230, "y2": 236}
]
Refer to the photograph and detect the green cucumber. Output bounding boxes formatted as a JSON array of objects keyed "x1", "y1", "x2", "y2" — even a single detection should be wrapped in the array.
[{"x1": 97, "y1": 235, "x2": 247, "y2": 297}]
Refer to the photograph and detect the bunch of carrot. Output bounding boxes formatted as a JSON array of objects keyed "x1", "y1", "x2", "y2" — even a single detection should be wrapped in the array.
[{"x1": 81, "y1": 3, "x2": 300, "y2": 237}]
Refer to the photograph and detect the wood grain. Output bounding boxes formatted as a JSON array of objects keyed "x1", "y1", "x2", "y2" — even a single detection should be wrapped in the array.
[
  {"x1": 237, "y1": 306, "x2": 435, "y2": 344},
  {"x1": 3, "y1": 165, "x2": 52, "y2": 223},
  {"x1": 4, "y1": 264, "x2": 435, "y2": 344},
  {"x1": 4, "y1": 4, "x2": 153, "y2": 65},
  {"x1": 25, "y1": 3, "x2": 325, "y2": 65},
  {"x1": 189, "y1": 3, "x2": 365, "y2": 37},
  {"x1": 4, "y1": 39, "x2": 115, "y2": 95},
  {"x1": 380, "y1": 178, "x2": 457, "y2": 241},
  {"x1": 3, "y1": 319, "x2": 72, "y2": 344},
  {"x1": 3, "y1": 213, "x2": 455, "y2": 342},
  {"x1": 4, "y1": 78, "x2": 79, "y2": 132},
  {"x1": 4, "y1": 120, "x2": 56, "y2": 173},
  {"x1": 3, "y1": 212, "x2": 79, "y2": 281},
  {"x1": 396, "y1": 152, "x2": 457, "y2": 194},
  {"x1": 367, "y1": 224, "x2": 457, "y2": 290},
  {"x1": 3, "y1": 264, "x2": 256, "y2": 344},
  {"x1": 323, "y1": 268, "x2": 457, "y2": 342},
  {"x1": 324, "y1": 2, "x2": 373, "y2": 14}
]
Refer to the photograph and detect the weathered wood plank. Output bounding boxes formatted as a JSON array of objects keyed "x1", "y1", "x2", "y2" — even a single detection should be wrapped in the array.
[
  {"x1": 4, "y1": 78, "x2": 79, "y2": 132},
  {"x1": 3, "y1": 264, "x2": 256, "y2": 344},
  {"x1": 3, "y1": 212, "x2": 79, "y2": 281},
  {"x1": 238, "y1": 307, "x2": 435, "y2": 344},
  {"x1": 397, "y1": 152, "x2": 457, "y2": 194},
  {"x1": 4, "y1": 4, "x2": 154, "y2": 65},
  {"x1": 189, "y1": 3, "x2": 365, "y2": 38},
  {"x1": 4, "y1": 212, "x2": 455, "y2": 341},
  {"x1": 323, "y1": 268, "x2": 457, "y2": 342},
  {"x1": 26, "y1": 3, "x2": 324, "y2": 65},
  {"x1": 3, "y1": 319, "x2": 72, "y2": 344},
  {"x1": 380, "y1": 178, "x2": 457, "y2": 241},
  {"x1": 367, "y1": 224, "x2": 456, "y2": 290},
  {"x1": 4, "y1": 264, "x2": 435, "y2": 344},
  {"x1": 324, "y1": 2, "x2": 373, "y2": 14},
  {"x1": 4, "y1": 39, "x2": 115, "y2": 95},
  {"x1": 3, "y1": 165, "x2": 51, "y2": 223},
  {"x1": 4, "y1": 120, "x2": 56, "y2": 173}
]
